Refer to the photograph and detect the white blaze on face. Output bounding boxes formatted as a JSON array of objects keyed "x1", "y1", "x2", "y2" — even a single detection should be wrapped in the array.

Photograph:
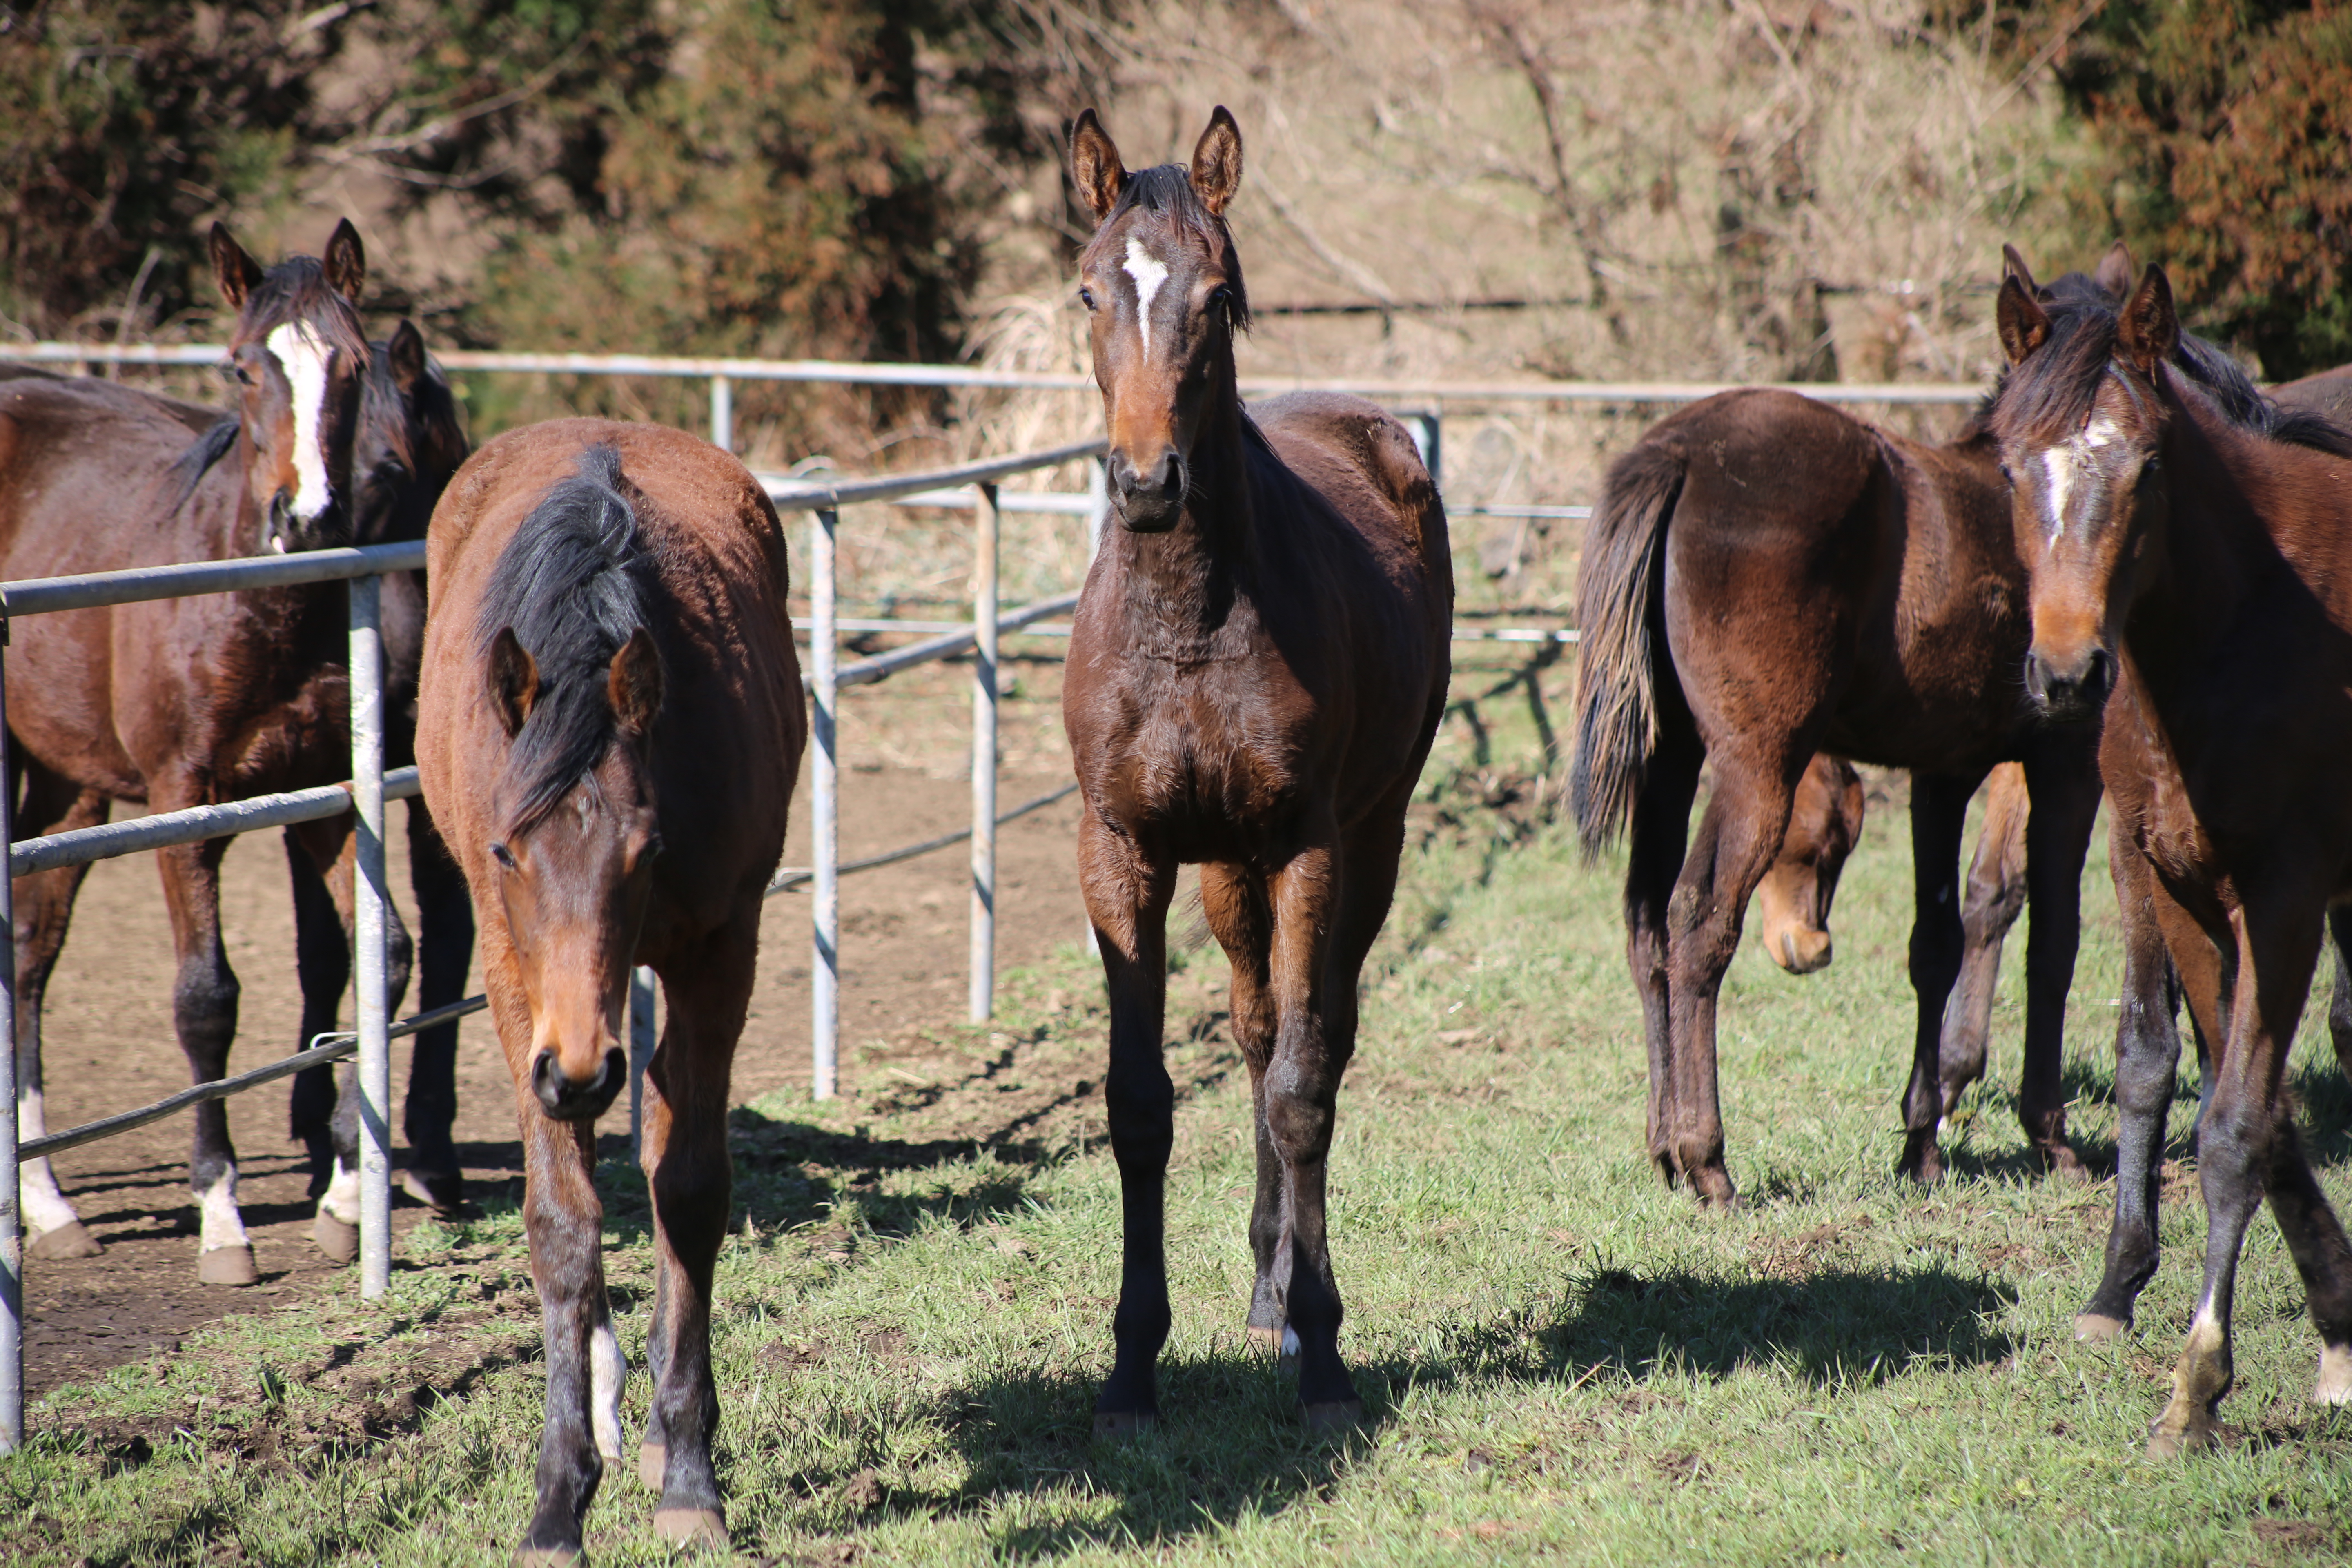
[
  {"x1": 266, "y1": 321, "x2": 335, "y2": 521},
  {"x1": 2040, "y1": 412, "x2": 2122, "y2": 542},
  {"x1": 1122, "y1": 236, "x2": 1170, "y2": 361}
]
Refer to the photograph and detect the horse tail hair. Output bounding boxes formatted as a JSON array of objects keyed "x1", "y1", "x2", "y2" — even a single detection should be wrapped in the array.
[{"x1": 1570, "y1": 439, "x2": 1684, "y2": 858}]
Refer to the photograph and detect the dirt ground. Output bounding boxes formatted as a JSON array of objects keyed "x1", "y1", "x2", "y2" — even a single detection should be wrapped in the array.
[{"x1": 24, "y1": 646, "x2": 1093, "y2": 1396}]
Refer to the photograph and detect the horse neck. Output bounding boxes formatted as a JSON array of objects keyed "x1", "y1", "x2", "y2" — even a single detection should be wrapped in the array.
[{"x1": 1106, "y1": 377, "x2": 1258, "y2": 644}]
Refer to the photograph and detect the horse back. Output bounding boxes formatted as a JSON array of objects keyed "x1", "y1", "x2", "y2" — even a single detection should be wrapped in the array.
[{"x1": 421, "y1": 419, "x2": 804, "y2": 937}]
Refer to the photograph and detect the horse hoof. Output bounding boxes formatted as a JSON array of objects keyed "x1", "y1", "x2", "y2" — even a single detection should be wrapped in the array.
[
  {"x1": 2145, "y1": 1416, "x2": 2216, "y2": 1459},
  {"x1": 399, "y1": 1167, "x2": 469, "y2": 1218},
  {"x1": 511, "y1": 1546, "x2": 582, "y2": 1567},
  {"x1": 27, "y1": 1221, "x2": 102, "y2": 1260},
  {"x1": 313, "y1": 1211, "x2": 360, "y2": 1265},
  {"x1": 638, "y1": 1442, "x2": 666, "y2": 1491},
  {"x1": 2074, "y1": 1312, "x2": 2130, "y2": 1344},
  {"x1": 1246, "y1": 1324, "x2": 1284, "y2": 1356},
  {"x1": 2315, "y1": 1345, "x2": 2352, "y2": 1405},
  {"x1": 1302, "y1": 1399, "x2": 1365, "y2": 1436},
  {"x1": 2041, "y1": 1146, "x2": 2091, "y2": 1183},
  {"x1": 653, "y1": 1506, "x2": 727, "y2": 1548},
  {"x1": 198, "y1": 1244, "x2": 260, "y2": 1287},
  {"x1": 1897, "y1": 1136, "x2": 1944, "y2": 1187},
  {"x1": 1092, "y1": 1409, "x2": 1157, "y2": 1439}
]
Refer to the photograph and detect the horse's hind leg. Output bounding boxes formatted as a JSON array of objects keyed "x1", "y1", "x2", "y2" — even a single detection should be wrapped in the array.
[
  {"x1": 1936, "y1": 763, "x2": 2027, "y2": 1117},
  {"x1": 1895, "y1": 769, "x2": 1986, "y2": 1184},
  {"x1": 402, "y1": 797, "x2": 476, "y2": 1214},
  {"x1": 1624, "y1": 725, "x2": 1702, "y2": 1188},
  {"x1": 154, "y1": 828, "x2": 256, "y2": 1285},
  {"x1": 1079, "y1": 808, "x2": 1176, "y2": 1433},
  {"x1": 2327, "y1": 908, "x2": 2352, "y2": 1087},
  {"x1": 635, "y1": 923, "x2": 754, "y2": 1546},
  {"x1": 1199, "y1": 862, "x2": 1283, "y2": 1352},
  {"x1": 2014, "y1": 732, "x2": 2100, "y2": 1177},
  {"x1": 13, "y1": 767, "x2": 108, "y2": 1259}
]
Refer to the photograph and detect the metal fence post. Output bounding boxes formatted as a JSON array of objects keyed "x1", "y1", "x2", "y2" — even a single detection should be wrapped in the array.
[
  {"x1": 810, "y1": 508, "x2": 839, "y2": 1099},
  {"x1": 971, "y1": 482, "x2": 999, "y2": 1024},
  {"x1": 0, "y1": 628, "x2": 21, "y2": 1453},
  {"x1": 628, "y1": 967, "x2": 657, "y2": 1160},
  {"x1": 710, "y1": 376, "x2": 734, "y2": 454},
  {"x1": 349, "y1": 575, "x2": 392, "y2": 1299}
]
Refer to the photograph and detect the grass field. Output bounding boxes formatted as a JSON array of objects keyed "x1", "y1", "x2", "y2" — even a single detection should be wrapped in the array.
[{"x1": 9, "y1": 657, "x2": 2352, "y2": 1566}]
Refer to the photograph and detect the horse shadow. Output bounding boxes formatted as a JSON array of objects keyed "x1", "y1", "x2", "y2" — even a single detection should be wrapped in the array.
[{"x1": 837, "y1": 1261, "x2": 2013, "y2": 1556}]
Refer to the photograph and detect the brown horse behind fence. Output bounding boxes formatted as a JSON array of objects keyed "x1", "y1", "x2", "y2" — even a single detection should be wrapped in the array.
[
  {"x1": 1991, "y1": 264, "x2": 2352, "y2": 1454},
  {"x1": 418, "y1": 419, "x2": 803, "y2": 1557},
  {"x1": 1060, "y1": 107, "x2": 1452, "y2": 1433}
]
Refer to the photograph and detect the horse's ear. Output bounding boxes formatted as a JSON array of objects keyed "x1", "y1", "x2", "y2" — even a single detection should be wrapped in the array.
[
  {"x1": 209, "y1": 224, "x2": 263, "y2": 311},
  {"x1": 1069, "y1": 109, "x2": 1126, "y2": 223},
  {"x1": 1996, "y1": 274, "x2": 2051, "y2": 367},
  {"x1": 490, "y1": 627, "x2": 538, "y2": 738},
  {"x1": 388, "y1": 319, "x2": 428, "y2": 396},
  {"x1": 2000, "y1": 243, "x2": 2038, "y2": 298},
  {"x1": 2117, "y1": 265, "x2": 2178, "y2": 376},
  {"x1": 1190, "y1": 106, "x2": 1244, "y2": 217},
  {"x1": 608, "y1": 627, "x2": 663, "y2": 739},
  {"x1": 2094, "y1": 240, "x2": 2136, "y2": 301},
  {"x1": 323, "y1": 219, "x2": 366, "y2": 303}
]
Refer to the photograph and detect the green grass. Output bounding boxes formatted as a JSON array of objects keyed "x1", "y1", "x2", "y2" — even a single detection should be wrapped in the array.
[{"x1": 10, "y1": 653, "x2": 2352, "y2": 1564}]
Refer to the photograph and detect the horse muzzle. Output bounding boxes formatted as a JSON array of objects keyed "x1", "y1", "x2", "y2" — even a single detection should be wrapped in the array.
[
  {"x1": 530, "y1": 1045, "x2": 627, "y2": 1123},
  {"x1": 2024, "y1": 644, "x2": 2114, "y2": 722},
  {"x1": 1109, "y1": 448, "x2": 1186, "y2": 533}
]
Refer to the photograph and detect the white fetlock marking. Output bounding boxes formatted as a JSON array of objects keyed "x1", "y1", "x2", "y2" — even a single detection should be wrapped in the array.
[
  {"x1": 20, "y1": 1085, "x2": 83, "y2": 1236},
  {"x1": 1281, "y1": 1325, "x2": 1301, "y2": 1357},
  {"x1": 198, "y1": 1166, "x2": 251, "y2": 1254},
  {"x1": 320, "y1": 1158, "x2": 361, "y2": 1225},
  {"x1": 2316, "y1": 1344, "x2": 2352, "y2": 1405},
  {"x1": 592, "y1": 1322, "x2": 629, "y2": 1461}
]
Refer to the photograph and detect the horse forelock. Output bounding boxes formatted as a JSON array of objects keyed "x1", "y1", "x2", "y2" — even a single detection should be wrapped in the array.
[
  {"x1": 1082, "y1": 165, "x2": 1251, "y2": 333},
  {"x1": 475, "y1": 443, "x2": 657, "y2": 835},
  {"x1": 1990, "y1": 299, "x2": 2140, "y2": 448}
]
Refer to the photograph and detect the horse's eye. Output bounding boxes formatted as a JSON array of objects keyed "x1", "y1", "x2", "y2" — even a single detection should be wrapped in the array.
[
  {"x1": 219, "y1": 360, "x2": 254, "y2": 388},
  {"x1": 1209, "y1": 286, "x2": 1232, "y2": 313},
  {"x1": 490, "y1": 842, "x2": 516, "y2": 870},
  {"x1": 1078, "y1": 287, "x2": 1098, "y2": 312},
  {"x1": 1997, "y1": 463, "x2": 2013, "y2": 484}
]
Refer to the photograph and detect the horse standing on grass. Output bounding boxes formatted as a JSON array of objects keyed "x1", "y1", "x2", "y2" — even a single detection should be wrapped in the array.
[
  {"x1": 418, "y1": 420, "x2": 803, "y2": 1556},
  {"x1": 1991, "y1": 268, "x2": 2352, "y2": 1453},
  {"x1": 1060, "y1": 107, "x2": 1452, "y2": 1434},
  {"x1": 0, "y1": 222, "x2": 463, "y2": 1283}
]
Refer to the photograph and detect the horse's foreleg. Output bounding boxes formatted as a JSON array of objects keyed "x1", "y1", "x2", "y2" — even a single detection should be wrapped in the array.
[
  {"x1": 1080, "y1": 811, "x2": 1174, "y2": 1434},
  {"x1": 402, "y1": 797, "x2": 476, "y2": 1213},
  {"x1": 2328, "y1": 909, "x2": 2352, "y2": 1089},
  {"x1": 2149, "y1": 900, "x2": 2323, "y2": 1457},
  {"x1": 636, "y1": 929, "x2": 752, "y2": 1548},
  {"x1": 2078, "y1": 828, "x2": 2201, "y2": 1339},
  {"x1": 283, "y1": 822, "x2": 350, "y2": 1203},
  {"x1": 1624, "y1": 732, "x2": 1701, "y2": 1189},
  {"x1": 1262, "y1": 825, "x2": 1358, "y2": 1425},
  {"x1": 14, "y1": 771, "x2": 107, "y2": 1258},
  {"x1": 1895, "y1": 769, "x2": 1985, "y2": 1185},
  {"x1": 1200, "y1": 861, "x2": 1281, "y2": 1352},
  {"x1": 2015, "y1": 735, "x2": 2100, "y2": 1176},
  {"x1": 1936, "y1": 762, "x2": 2027, "y2": 1114},
  {"x1": 1662, "y1": 753, "x2": 1793, "y2": 1206},
  {"x1": 156, "y1": 828, "x2": 255, "y2": 1285}
]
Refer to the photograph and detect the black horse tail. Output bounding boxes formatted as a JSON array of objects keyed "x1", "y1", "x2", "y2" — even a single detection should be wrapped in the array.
[{"x1": 1570, "y1": 439, "x2": 1684, "y2": 858}]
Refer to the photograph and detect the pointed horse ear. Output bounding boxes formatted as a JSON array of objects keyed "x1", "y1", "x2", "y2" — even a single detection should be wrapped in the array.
[
  {"x1": 2094, "y1": 240, "x2": 2135, "y2": 302},
  {"x1": 2000, "y1": 243, "x2": 2038, "y2": 298},
  {"x1": 607, "y1": 627, "x2": 663, "y2": 739},
  {"x1": 2117, "y1": 265, "x2": 2178, "y2": 377},
  {"x1": 1995, "y1": 274, "x2": 2051, "y2": 367},
  {"x1": 388, "y1": 319, "x2": 428, "y2": 396},
  {"x1": 1069, "y1": 109, "x2": 1127, "y2": 224},
  {"x1": 490, "y1": 627, "x2": 538, "y2": 738},
  {"x1": 1190, "y1": 105, "x2": 1244, "y2": 217},
  {"x1": 209, "y1": 224, "x2": 263, "y2": 312},
  {"x1": 323, "y1": 218, "x2": 366, "y2": 304}
]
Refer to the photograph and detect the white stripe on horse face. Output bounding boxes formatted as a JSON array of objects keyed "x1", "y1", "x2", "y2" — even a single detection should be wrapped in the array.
[
  {"x1": 266, "y1": 321, "x2": 335, "y2": 522},
  {"x1": 2040, "y1": 413, "x2": 2121, "y2": 542},
  {"x1": 1122, "y1": 237, "x2": 1170, "y2": 361}
]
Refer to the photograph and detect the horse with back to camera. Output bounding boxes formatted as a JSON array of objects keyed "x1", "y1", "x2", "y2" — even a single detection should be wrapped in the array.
[
  {"x1": 1991, "y1": 264, "x2": 2352, "y2": 1454},
  {"x1": 418, "y1": 419, "x2": 803, "y2": 1558},
  {"x1": 1060, "y1": 106, "x2": 1452, "y2": 1434},
  {"x1": 0, "y1": 222, "x2": 463, "y2": 1282}
]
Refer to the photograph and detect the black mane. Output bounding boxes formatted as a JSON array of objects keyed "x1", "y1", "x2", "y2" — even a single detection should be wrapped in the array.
[{"x1": 475, "y1": 443, "x2": 657, "y2": 832}]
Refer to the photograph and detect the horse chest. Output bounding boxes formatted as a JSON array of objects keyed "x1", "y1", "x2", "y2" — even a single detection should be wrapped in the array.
[{"x1": 1100, "y1": 675, "x2": 1309, "y2": 839}]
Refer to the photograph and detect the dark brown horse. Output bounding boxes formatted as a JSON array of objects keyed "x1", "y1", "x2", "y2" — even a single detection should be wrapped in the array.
[
  {"x1": 1751, "y1": 753, "x2": 1867, "y2": 976},
  {"x1": 418, "y1": 420, "x2": 803, "y2": 1556},
  {"x1": 1570, "y1": 283, "x2": 2108, "y2": 1204},
  {"x1": 1991, "y1": 265, "x2": 2352, "y2": 1453},
  {"x1": 1060, "y1": 107, "x2": 1452, "y2": 1434},
  {"x1": 0, "y1": 223, "x2": 404, "y2": 1283}
]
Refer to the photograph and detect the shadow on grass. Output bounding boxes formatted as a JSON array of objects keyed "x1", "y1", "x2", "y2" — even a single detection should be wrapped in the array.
[{"x1": 860, "y1": 1261, "x2": 2016, "y2": 1556}]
